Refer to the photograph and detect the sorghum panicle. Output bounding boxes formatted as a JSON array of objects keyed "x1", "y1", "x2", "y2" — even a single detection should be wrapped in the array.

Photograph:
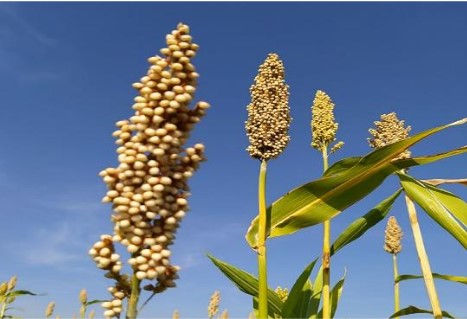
[
  {"x1": 384, "y1": 216, "x2": 403, "y2": 255},
  {"x1": 245, "y1": 53, "x2": 291, "y2": 161},
  {"x1": 91, "y1": 23, "x2": 209, "y2": 318},
  {"x1": 311, "y1": 90, "x2": 343, "y2": 153},
  {"x1": 274, "y1": 286, "x2": 289, "y2": 302},
  {"x1": 368, "y1": 112, "x2": 411, "y2": 160},
  {"x1": 208, "y1": 290, "x2": 221, "y2": 318},
  {"x1": 45, "y1": 302, "x2": 55, "y2": 318}
]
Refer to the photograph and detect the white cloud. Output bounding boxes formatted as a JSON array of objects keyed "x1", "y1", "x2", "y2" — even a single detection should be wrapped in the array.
[{"x1": 25, "y1": 222, "x2": 81, "y2": 266}]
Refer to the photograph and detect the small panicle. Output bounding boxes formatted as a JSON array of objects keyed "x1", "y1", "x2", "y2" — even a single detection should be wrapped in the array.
[
  {"x1": 45, "y1": 301, "x2": 55, "y2": 318},
  {"x1": 208, "y1": 290, "x2": 221, "y2": 319},
  {"x1": 368, "y1": 112, "x2": 411, "y2": 160},
  {"x1": 219, "y1": 309, "x2": 229, "y2": 319},
  {"x1": 79, "y1": 289, "x2": 88, "y2": 305},
  {"x1": 172, "y1": 309, "x2": 180, "y2": 319},
  {"x1": 384, "y1": 216, "x2": 403, "y2": 255},
  {"x1": 274, "y1": 286, "x2": 289, "y2": 302},
  {"x1": 311, "y1": 90, "x2": 343, "y2": 154},
  {"x1": 7, "y1": 275, "x2": 17, "y2": 291},
  {"x1": 245, "y1": 53, "x2": 291, "y2": 161}
]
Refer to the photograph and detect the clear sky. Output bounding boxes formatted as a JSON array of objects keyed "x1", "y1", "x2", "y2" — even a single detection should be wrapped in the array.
[{"x1": 0, "y1": 2, "x2": 466, "y2": 318}]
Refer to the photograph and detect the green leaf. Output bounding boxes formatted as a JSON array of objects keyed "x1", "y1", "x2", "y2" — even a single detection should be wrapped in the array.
[
  {"x1": 390, "y1": 305, "x2": 457, "y2": 319},
  {"x1": 6, "y1": 290, "x2": 40, "y2": 297},
  {"x1": 245, "y1": 118, "x2": 467, "y2": 248},
  {"x1": 330, "y1": 189, "x2": 402, "y2": 256},
  {"x1": 324, "y1": 157, "x2": 362, "y2": 177},
  {"x1": 85, "y1": 299, "x2": 107, "y2": 306},
  {"x1": 316, "y1": 270, "x2": 346, "y2": 319},
  {"x1": 396, "y1": 273, "x2": 467, "y2": 285},
  {"x1": 207, "y1": 254, "x2": 283, "y2": 317},
  {"x1": 308, "y1": 266, "x2": 324, "y2": 319},
  {"x1": 420, "y1": 181, "x2": 467, "y2": 226},
  {"x1": 398, "y1": 173, "x2": 467, "y2": 248},
  {"x1": 281, "y1": 259, "x2": 318, "y2": 318}
]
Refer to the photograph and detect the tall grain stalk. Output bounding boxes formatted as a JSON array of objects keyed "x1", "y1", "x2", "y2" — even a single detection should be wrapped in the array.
[
  {"x1": 404, "y1": 195, "x2": 442, "y2": 319},
  {"x1": 245, "y1": 54, "x2": 291, "y2": 318},
  {"x1": 384, "y1": 216, "x2": 403, "y2": 318},
  {"x1": 311, "y1": 90, "x2": 343, "y2": 318},
  {"x1": 369, "y1": 113, "x2": 441, "y2": 319}
]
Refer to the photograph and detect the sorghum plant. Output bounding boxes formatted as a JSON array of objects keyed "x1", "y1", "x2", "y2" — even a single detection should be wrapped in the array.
[
  {"x1": 310, "y1": 90, "x2": 344, "y2": 319},
  {"x1": 245, "y1": 53, "x2": 291, "y2": 318},
  {"x1": 384, "y1": 216, "x2": 403, "y2": 318},
  {"x1": 91, "y1": 23, "x2": 209, "y2": 319},
  {"x1": 0, "y1": 276, "x2": 38, "y2": 319}
]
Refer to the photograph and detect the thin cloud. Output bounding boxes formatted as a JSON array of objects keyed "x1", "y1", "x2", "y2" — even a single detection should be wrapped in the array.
[{"x1": 23, "y1": 223, "x2": 82, "y2": 266}]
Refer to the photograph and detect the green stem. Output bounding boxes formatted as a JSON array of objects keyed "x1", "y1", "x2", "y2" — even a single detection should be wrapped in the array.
[
  {"x1": 126, "y1": 272, "x2": 141, "y2": 319},
  {"x1": 0, "y1": 301, "x2": 6, "y2": 319},
  {"x1": 321, "y1": 147, "x2": 331, "y2": 319},
  {"x1": 393, "y1": 254, "x2": 400, "y2": 319},
  {"x1": 257, "y1": 159, "x2": 268, "y2": 319},
  {"x1": 404, "y1": 195, "x2": 442, "y2": 319}
]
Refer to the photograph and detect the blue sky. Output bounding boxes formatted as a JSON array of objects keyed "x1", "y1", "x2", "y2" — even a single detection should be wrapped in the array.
[{"x1": 0, "y1": 2, "x2": 466, "y2": 318}]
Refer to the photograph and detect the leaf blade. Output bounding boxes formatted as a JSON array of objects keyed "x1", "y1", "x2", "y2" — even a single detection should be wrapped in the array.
[
  {"x1": 207, "y1": 254, "x2": 283, "y2": 317},
  {"x1": 246, "y1": 119, "x2": 467, "y2": 248},
  {"x1": 281, "y1": 259, "x2": 318, "y2": 318},
  {"x1": 390, "y1": 305, "x2": 457, "y2": 319},
  {"x1": 398, "y1": 173, "x2": 467, "y2": 248},
  {"x1": 396, "y1": 273, "x2": 467, "y2": 285},
  {"x1": 330, "y1": 189, "x2": 402, "y2": 256}
]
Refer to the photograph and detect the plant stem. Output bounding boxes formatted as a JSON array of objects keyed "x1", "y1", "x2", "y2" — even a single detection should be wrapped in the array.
[
  {"x1": 257, "y1": 159, "x2": 268, "y2": 319},
  {"x1": 0, "y1": 301, "x2": 6, "y2": 319},
  {"x1": 404, "y1": 195, "x2": 442, "y2": 319},
  {"x1": 392, "y1": 254, "x2": 400, "y2": 319},
  {"x1": 321, "y1": 147, "x2": 331, "y2": 319},
  {"x1": 126, "y1": 272, "x2": 141, "y2": 319}
]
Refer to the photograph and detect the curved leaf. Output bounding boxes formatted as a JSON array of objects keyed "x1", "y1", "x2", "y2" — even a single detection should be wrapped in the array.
[
  {"x1": 396, "y1": 273, "x2": 467, "y2": 285},
  {"x1": 330, "y1": 189, "x2": 402, "y2": 256},
  {"x1": 246, "y1": 118, "x2": 467, "y2": 248},
  {"x1": 398, "y1": 173, "x2": 467, "y2": 248},
  {"x1": 420, "y1": 181, "x2": 467, "y2": 226},
  {"x1": 281, "y1": 259, "x2": 318, "y2": 318},
  {"x1": 309, "y1": 266, "x2": 324, "y2": 319},
  {"x1": 316, "y1": 270, "x2": 346, "y2": 319},
  {"x1": 390, "y1": 305, "x2": 457, "y2": 319},
  {"x1": 207, "y1": 254, "x2": 283, "y2": 317}
]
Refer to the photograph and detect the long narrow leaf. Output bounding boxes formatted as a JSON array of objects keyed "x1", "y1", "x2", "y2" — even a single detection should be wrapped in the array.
[
  {"x1": 207, "y1": 254, "x2": 283, "y2": 317},
  {"x1": 398, "y1": 173, "x2": 467, "y2": 248},
  {"x1": 316, "y1": 270, "x2": 346, "y2": 319},
  {"x1": 281, "y1": 259, "x2": 318, "y2": 318},
  {"x1": 396, "y1": 273, "x2": 467, "y2": 285},
  {"x1": 246, "y1": 119, "x2": 467, "y2": 248},
  {"x1": 309, "y1": 266, "x2": 324, "y2": 319},
  {"x1": 330, "y1": 189, "x2": 402, "y2": 256},
  {"x1": 390, "y1": 305, "x2": 457, "y2": 319},
  {"x1": 420, "y1": 181, "x2": 467, "y2": 225}
]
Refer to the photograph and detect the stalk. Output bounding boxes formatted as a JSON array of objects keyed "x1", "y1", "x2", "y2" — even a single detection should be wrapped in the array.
[
  {"x1": 392, "y1": 254, "x2": 400, "y2": 319},
  {"x1": 404, "y1": 195, "x2": 442, "y2": 319},
  {"x1": 126, "y1": 272, "x2": 141, "y2": 319},
  {"x1": 0, "y1": 302, "x2": 6, "y2": 319},
  {"x1": 257, "y1": 159, "x2": 269, "y2": 318},
  {"x1": 321, "y1": 147, "x2": 331, "y2": 319}
]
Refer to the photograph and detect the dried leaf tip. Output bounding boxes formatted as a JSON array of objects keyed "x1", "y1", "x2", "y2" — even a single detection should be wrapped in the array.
[
  {"x1": 384, "y1": 216, "x2": 403, "y2": 254},
  {"x1": 368, "y1": 112, "x2": 411, "y2": 160},
  {"x1": 311, "y1": 90, "x2": 343, "y2": 154},
  {"x1": 245, "y1": 53, "x2": 291, "y2": 161},
  {"x1": 208, "y1": 290, "x2": 221, "y2": 318}
]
